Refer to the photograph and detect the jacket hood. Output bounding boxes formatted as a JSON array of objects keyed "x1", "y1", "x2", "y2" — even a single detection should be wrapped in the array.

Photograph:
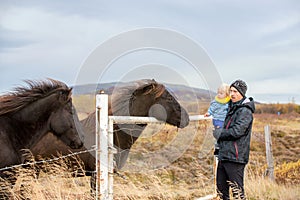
[
  {"x1": 242, "y1": 97, "x2": 255, "y2": 113},
  {"x1": 229, "y1": 97, "x2": 255, "y2": 114}
]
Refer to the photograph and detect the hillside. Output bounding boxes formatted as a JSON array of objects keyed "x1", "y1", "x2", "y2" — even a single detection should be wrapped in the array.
[{"x1": 72, "y1": 82, "x2": 214, "y2": 103}]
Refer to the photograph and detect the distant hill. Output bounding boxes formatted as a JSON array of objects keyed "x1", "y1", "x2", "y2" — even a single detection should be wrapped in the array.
[
  {"x1": 72, "y1": 82, "x2": 214, "y2": 102},
  {"x1": 72, "y1": 83, "x2": 115, "y2": 95}
]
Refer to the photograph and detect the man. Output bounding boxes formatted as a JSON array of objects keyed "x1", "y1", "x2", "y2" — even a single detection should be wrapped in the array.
[{"x1": 213, "y1": 79, "x2": 255, "y2": 200}]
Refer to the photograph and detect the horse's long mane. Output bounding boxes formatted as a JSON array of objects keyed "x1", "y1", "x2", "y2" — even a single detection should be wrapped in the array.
[
  {"x1": 81, "y1": 79, "x2": 166, "y2": 127},
  {"x1": 110, "y1": 79, "x2": 165, "y2": 116},
  {"x1": 0, "y1": 79, "x2": 70, "y2": 116}
]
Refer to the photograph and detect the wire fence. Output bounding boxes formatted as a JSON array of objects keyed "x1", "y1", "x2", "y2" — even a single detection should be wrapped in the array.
[{"x1": 0, "y1": 148, "x2": 96, "y2": 172}]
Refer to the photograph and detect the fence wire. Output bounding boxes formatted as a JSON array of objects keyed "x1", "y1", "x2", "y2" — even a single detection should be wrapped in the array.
[{"x1": 0, "y1": 147, "x2": 96, "y2": 172}]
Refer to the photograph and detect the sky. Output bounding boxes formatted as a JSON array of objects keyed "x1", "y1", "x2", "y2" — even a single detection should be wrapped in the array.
[{"x1": 1, "y1": 0, "x2": 300, "y2": 104}]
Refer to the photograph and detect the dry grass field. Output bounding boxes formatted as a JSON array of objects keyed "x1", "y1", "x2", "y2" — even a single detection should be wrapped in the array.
[{"x1": 1, "y1": 96, "x2": 300, "y2": 199}]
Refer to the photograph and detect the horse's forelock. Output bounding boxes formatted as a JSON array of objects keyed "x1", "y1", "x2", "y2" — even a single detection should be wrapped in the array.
[
  {"x1": 141, "y1": 82, "x2": 165, "y2": 98},
  {"x1": 132, "y1": 79, "x2": 165, "y2": 99}
]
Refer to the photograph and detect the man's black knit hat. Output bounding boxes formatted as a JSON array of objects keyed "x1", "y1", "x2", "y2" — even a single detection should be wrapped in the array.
[{"x1": 230, "y1": 79, "x2": 247, "y2": 97}]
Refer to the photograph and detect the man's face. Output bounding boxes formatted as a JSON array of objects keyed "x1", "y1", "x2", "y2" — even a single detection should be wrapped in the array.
[{"x1": 230, "y1": 87, "x2": 243, "y2": 102}]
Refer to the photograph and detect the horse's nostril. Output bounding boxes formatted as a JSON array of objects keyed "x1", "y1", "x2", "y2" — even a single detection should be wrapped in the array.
[
  {"x1": 177, "y1": 118, "x2": 189, "y2": 128},
  {"x1": 71, "y1": 140, "x2": 83, "y2": 149},
  {"x1": 79, "y1": 141, "x2": 83, "y2": 148},
  {"x1": 70, "y1": 141, "x2": 75, "y2": 148}
]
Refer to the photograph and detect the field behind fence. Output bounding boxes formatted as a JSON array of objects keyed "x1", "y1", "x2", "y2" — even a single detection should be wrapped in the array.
[{"x1": 1, "y1": 95, "x2": 299, "y2": 200}]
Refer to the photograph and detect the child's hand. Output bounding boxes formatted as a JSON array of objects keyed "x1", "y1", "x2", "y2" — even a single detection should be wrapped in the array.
[{"x1": 204, "y1": 112, "x2": 210, "y2": 117}]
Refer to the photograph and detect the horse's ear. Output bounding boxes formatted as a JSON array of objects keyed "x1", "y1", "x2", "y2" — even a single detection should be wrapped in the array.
[{"x1": 67, "y1": 88, "x2": 73, "y2": 100}]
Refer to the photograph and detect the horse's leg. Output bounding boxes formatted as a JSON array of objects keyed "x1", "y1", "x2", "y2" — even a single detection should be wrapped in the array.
[
  {"x1": 0, "y1": 157, "x2": 19, "y2": 199},
  {"x1": 19, "y1": 150, "x2": 41, "y2": 200},
  {"x1": 19, "y1": 166, "x2": 40, "y2": 200},
  {"x1": 90, "y1": 172, "x2": 96, "y2": 198},
  {"x1": 114, "y1": 149, "x2": 130, "y2": 170},
  {"x1": 0, "y1": 128, "x2": 20, "y2": 198},
  {"x1": 0, "y1": 170, "x2": 17, "y2": 200}
]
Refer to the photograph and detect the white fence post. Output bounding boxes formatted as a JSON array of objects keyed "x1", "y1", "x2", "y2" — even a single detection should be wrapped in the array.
[
  {"x1": 108, "y1": 117, "x2": 116, "y2": 199},
  {"x1": 95, "y1": 94, "x2": 109, "y2": 199}
]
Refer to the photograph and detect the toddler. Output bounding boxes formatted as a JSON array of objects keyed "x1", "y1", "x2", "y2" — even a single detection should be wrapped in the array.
[{"x1": 204, "y1": 83, "x2": 230, "y2": 155}]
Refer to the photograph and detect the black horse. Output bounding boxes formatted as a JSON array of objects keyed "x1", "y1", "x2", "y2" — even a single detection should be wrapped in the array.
[
  {"x1": 0, "y1": 79, "x2": 84, "y2": 198},
  {"x1": 31, "y1": 79, "x2": 189, "y2": 183}
]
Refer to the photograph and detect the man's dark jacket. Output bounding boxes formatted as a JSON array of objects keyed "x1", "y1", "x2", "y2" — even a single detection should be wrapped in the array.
[{"x1": 216, "y1": 97, "x2": 255, "y2": 164}]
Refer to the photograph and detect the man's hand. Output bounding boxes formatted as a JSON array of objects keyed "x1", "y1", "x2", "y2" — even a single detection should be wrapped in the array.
[{"x1": 213, "y1": 128, "x2": 222, "y2": 140}]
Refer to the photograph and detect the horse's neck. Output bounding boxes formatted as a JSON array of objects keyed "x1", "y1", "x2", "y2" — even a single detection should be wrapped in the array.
[
  {"x1": 80, "y1": 113, "x2": 95, "y2": 134},
  {"x1": 79, "y1": 113, "x2": 96, "y2": 150},
  {"x1": 80, "y1": 112, "x2": 147, "y2": 149},
  {"x1": 11, "y1": 93, "x2": 59, "y2": 148},
  {"x1": 12, "y1": 93, "x2": 59, "y2": 123}
]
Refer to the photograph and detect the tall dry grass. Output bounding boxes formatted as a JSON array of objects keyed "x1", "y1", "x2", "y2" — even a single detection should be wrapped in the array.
[
  {"x1": 1, "y1": 113, "x2": 299, "y2": 199},
  {"x1": 2, "y1": 151, "x2": 299, "y2": 199},
  {"x1": 3, "y1": 161, "x2": 299, "y2": 200},
  {"x1": 245, "y1": 163, "x2": 300, "y2": 200},
  {"x1": 1, "y1": 156, "x2": 93, "y2": 200}
]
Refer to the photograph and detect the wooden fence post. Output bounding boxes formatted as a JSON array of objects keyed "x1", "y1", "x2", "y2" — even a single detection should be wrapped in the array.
[{"x1": 264, "y1": 125, "x2": 275, "y2": 181}]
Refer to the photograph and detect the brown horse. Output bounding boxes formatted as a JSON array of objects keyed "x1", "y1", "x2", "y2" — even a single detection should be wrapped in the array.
[
  {"x1": 31, "y1": 79, "x2": 189, "y2": 177},
  {"x1": 0, "y1": 79, "x2": 84, "y2": 199}
]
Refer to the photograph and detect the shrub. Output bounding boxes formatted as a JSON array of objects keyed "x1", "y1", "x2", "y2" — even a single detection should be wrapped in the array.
[{"x1": 275, "y1": 160, "x2": 300, "y2": 184}]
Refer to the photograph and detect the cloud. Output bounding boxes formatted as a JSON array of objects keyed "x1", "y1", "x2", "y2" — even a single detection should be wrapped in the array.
[
  {"x1": 255, "y1": 13, "x2": 300, "y2": 37},
  {"x1": 0, "y1": 6, "x2": 127, "y2": 71},
  {"x1": 216, "y1": 48, "x2": 300, "y2": 95},
  {"x1": 0, "y1": 0, "x2": 299, "y2": 104},
  {"x1": 251, "y1": 76, "x2": 300, "y2": 94}
]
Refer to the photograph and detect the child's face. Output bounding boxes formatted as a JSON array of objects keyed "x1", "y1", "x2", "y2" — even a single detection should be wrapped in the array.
[{"x1": 217, "y1": 89, "x2": 227, "y2": 99}]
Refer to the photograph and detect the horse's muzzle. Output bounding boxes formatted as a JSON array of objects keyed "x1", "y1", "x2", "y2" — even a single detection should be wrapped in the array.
[{"x1": 69, "y1": 140, "x2": 84, "y2": 149}]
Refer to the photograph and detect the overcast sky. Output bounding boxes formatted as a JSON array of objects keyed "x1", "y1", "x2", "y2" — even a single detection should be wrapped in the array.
[{"x1": 1, "y1": 0, "x2": 299, "y2": 104}]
